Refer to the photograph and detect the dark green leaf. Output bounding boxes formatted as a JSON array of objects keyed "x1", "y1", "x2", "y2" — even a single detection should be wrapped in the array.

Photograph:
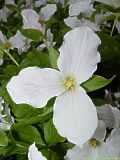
[
  {"x1": 13, "y1": 125, "x2": 45, "y2": 145},
  {"x1": 21, "y1": 29, "x2": 43, "y2": 41},
  {"x1": 0, "y1": 131, "x2": 8, "y2": 146},
  {"x1": 44, "y1": 120, "x2": 65, "y2": 145}
]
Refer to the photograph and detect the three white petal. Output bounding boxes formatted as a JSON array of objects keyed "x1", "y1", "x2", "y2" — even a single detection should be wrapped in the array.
[
  {"x1": 65, "y1": 128, "x2": 120, "y2": 160},
  {"x1": 7, "y1": 27, "x2": 101, "y2": 146}
]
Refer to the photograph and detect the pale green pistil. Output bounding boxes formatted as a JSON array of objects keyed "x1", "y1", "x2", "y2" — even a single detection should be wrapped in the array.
[
  {"x1": 89, "y1": 138, "x2": 100, "y2": 148},
  {"x1": 63, "y1": 76, "x2": 76, "y2": 91}
]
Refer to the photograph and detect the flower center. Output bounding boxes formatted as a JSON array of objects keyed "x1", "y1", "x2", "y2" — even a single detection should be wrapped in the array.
[
  {"x1": 4, "y1": 42, "x2": 12, "y2": 49},
  {"x1": 89, "y1": 138, "x2": 100, "y2": 148},
  {"x1": 63, "y1": 76, "x2": 76, "y2": 91}
]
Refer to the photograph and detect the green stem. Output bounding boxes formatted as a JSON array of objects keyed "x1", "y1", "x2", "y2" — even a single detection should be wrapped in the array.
[
  {"x1": 4, "y1": 50, "x2": 19, "y2": 67},
  {"x1": 110, "y1": 16, "x2": 118, "y2": 36}
]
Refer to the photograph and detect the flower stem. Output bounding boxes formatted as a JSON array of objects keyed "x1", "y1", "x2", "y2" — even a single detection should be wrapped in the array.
[
  {"x1": 110, "y1": 16, "x2": 118, "y2": 36},
  {"x1": 4, "y1": 50, "x2": 19, "y2": 67}
]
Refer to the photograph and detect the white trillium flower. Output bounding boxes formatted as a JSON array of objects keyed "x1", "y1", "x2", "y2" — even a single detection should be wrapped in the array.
[
  {"x1": 65, "y1": 127, "x2": 120, "y2": 160},
  {"x1": 116, "y1": 22, "x2": 120, "y2": 33},
  {"x1": 0, "y1": 0, "x2": 15, "y2": 22},
  {"x1": 40, "y1": 4, "x2": 57, "y2": 21},
  {"x1": 0, "y1": 7, "x2": 8, "y2": 22},
  {"x1": 7, "y1": 27, "x2": 101, "y2": 146},
  {"x1": 0, "y1": 30, "x2": 30, "y2": 54},
  {"x1": 0, "y1": 97, "x2": 13, "y2": 131},
  {"x1": 21, "y1": 9, "x2": 43, "y2": 31},
  {"x1": 97, "y1": 104, "x2": 120, "y2": 129},
  {"x1": 65, "y1": 120, "x2": 106, "y2": 160},
  {"x1": 9, "y1": 30, "x2": 31, "y2": 54},
  {"x1": 64, "y1": 17, "x2": 100, "y2": 31},
  {"x1": 0, "y1": 58, "x2": 3, "y2": 66},
  {"x1": 28, "y1": 143, "x2": 47, "y2": 160},
  {"x1": 21, "y1": 6, "x2": 56, "y2": 30},
  {"x1": 69, "y1": 0, "x2": 95, "y2": 17},
  {"x1": 35, "y1": 0, "x2": 47, "y2": 8},
  {"x1": 38, "y1": 29, "x2": 56, "y2": 50},
  {"x1": 5, "y1": 0, "x2": 15, "y2": 5}
]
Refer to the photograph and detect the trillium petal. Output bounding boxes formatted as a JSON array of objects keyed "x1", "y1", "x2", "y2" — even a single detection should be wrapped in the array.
[
  {"x1": 9, "y1": 30, "x2": 30, "y2": 54},
  {"x1": 65, "y1": 145, "x2": 92, "y2": 160},
  {"x1": 58, "y1": 27, "x2": 101, "y2": 84},
  {"x1": 7, "y1": 67, "x2": 64, "y2": 108},
  {"x1": 104, "y1": 129, "x2": 120, "y2": 157},
  {"x1": 93, "y1": 120, "x2": 106, "y2": 141},
  {"x1": 40, "y1": 4, "x2": 57, "y2": 21},
  {"x1": 21, "y1": 9, "x2": 42, "y2": 30},
  {"x1": 69, "y1": 0, "x2": 94, "y2": 17},
  {"x1": 53, "y1": 86, "x2": 98, "y2": 146},
  {"x1": 0, "y1": 31, "x2": 7, "y2": 43},
  {"x1": 28, "y1": 143, "x2": 47, "y2": 160}
]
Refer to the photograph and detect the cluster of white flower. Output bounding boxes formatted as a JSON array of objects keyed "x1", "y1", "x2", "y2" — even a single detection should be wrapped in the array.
[{"x1": 0, "y1": 0, "x2": 120, "y2": 160}]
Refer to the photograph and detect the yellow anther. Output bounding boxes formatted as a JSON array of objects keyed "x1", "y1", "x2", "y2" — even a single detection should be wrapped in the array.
[
  {"x1": 64, "y1": 76, "x2": 76, "y2": 91},
  {"x1": 89, "y1": 138, "x2": 100, "y2": 148}
]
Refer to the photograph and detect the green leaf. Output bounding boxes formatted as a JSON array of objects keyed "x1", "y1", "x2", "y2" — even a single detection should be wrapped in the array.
[
  {"x1": 21, "y1": 29, "x2": 43, "y2": 41},
  {"x1": 44, "y1": 120, "x2": 65, "y2": 145},
  {"x1": 13, "y1": 125, "x2": 45, "y2": 146},
  {"x1": 98, "y1": 32, "x2": 120, "y2": 62},
  {"x1": 82, "y1": 75, "x2": 114, "y2": 92},
  {"x1": 0, "y1": 131, "x2": 8, "y2": 146},
  {"x1": 48, "y1": 47, "x2": 59, "y2": 69},
  {"x1": 20, "y1": 50, "x2": 51, "y2": 68},
  {"x1": 94, "y1": 0, "x2": 120, "y2": 8}
]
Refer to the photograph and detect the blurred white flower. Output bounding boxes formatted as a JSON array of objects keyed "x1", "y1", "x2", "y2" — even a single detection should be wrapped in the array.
[
  {"x1": 21, "y1": 9, "x2": 43, "y2": 30},
  {"x1": 35, "y1": 0, "x2": 47, "y2": 7},
  {"x1": 5, "y1": 0, "x2": 15, "y2": 5},
  {"x1": 0, "y1": 97, "x2": 14, "y2": 131},
  {"x1": 0, "y1": 58, "x2": 3, "y2": 66},
  {"x1": 97, "y1": 104, "x2": 120, "y2": 129},
  {"x1": 116, "y1": 22, "x2": 120, "y2": 33},
  {"x1": 64, "y1": 17, "x2": 100, "y2": 31},
  {"x1": 64, "y1": 0, "x2": 100, "y2": 31},
  {"x1": 40, "y1": 4, "x2": 57, "y2": 21},
  {"x1": 21, "y1": 6, "x2": 57, "y2": 30},
  {"x1": 28, "y1": 143, "x2": 47, "y2": 160},
  {"x1": 38, "y1": 29, "x2": 56, "y2": 50},
  {"x1": 7, "y1": 27, "x2": 101, "y2": 146},
  {"x1": 65, "y1": 128, "x2": 120, "y2": 160},
  {"x1": 0, "y1": 30, "x2": 30, "y2": 54},
  {"x1": 0, "y1": 7, "x2": 8, "y2": 22},
  {"x1": 69, "y1": 0, "x2": 95, "y2": 17},
  {"x1": 9, "y1": 30, "x2": 31, "y2": 54},
  {"x1": 0, "y1": 0, "x2": 15, "y2": 22}
]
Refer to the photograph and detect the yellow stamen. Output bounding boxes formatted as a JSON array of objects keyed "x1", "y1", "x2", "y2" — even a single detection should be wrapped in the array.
[
  {"x1": 89, "y1": 138, "x2": 100, "y2": 148},
  {"x1": 63, "y1": 76, "x2": 76, "y2": 91}
]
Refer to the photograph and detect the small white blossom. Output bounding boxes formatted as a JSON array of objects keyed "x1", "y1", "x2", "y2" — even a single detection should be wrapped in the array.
[
  {"x1": 21, "y1": 6, "x2": 57, "y2": 31},
  {"x1": 28, "y1": 143, "x2": 47, "y2": 160},
  {"x1": 7, "y1": 27, "x2": 101, "y2": 146},
  {"x1": 64, "y1": 17, "x2": 100, "y2": 31},
  {"x1": 69, "y1": 0, "x2": 95, "y2": 17},
  {"x1": 0, "y1": 30, "x2": 30, "y2": 54},
  {"x1": 35, "y1": 0, "x2": 47, "y2": 8},
  {"x1": 65, "y1": 128, "x2": 120, "y2": 160},
  {"x1": 0, "y1": 0, "x2": 15, "y2": 22},
  {"x1": 97, "y1": 104, "x2": 120, "y2": 129},
  {"x1": 0, "y1": 97, "x2": 14, "y2": 131}
]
